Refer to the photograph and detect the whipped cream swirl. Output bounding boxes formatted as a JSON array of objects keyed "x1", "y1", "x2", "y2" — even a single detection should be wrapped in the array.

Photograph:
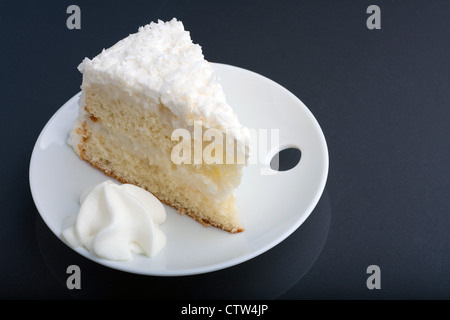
[{"x1": 62, "y1": 180, "x2": 166, "y2": 261}]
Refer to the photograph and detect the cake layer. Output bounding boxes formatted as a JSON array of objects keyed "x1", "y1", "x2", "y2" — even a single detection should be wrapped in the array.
[{"x1": 71, "y1": 119, "x2": 243, "y2": 233}]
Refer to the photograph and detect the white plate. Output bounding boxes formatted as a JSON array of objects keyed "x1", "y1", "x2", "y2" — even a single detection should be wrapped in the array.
[{"x1": 29, "y1": 63, "x2": 328, "y2": 276}]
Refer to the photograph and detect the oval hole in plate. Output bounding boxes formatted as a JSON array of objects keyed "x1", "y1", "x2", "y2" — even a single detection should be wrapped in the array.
[{"x1": 270, "y1": 147, "x2": 302, "y2": 171}]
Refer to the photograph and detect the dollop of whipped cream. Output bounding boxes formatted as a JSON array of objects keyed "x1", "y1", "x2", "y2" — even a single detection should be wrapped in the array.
[
  {"x1": 78, "y1": 18, "x2": 250, "y2": 147},
  {"x1": 62, "y1": 180, "x2": 166, "y2": 261}
]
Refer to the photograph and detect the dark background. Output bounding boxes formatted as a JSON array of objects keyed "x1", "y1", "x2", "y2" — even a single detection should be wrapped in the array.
[{"x1": 2, "y1": 0, "x2": 450, "y2": 299}]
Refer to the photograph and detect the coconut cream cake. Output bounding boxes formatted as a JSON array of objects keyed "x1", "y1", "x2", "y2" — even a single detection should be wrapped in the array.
[{"x1": 68, "y1": 18, "x2": 249, "y2": 233}]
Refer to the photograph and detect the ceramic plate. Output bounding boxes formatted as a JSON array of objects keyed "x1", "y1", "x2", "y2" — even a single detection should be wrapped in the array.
[{"x1": 29, "y1": 63, "x2": 328, "y2": 276}]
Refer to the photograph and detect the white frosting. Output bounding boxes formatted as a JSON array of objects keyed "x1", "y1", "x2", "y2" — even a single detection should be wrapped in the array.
[
  {"x1": 62, "y1": 180, "x2": 166, "y2": 261},
  {"x1": 78, "y1": 18, "x2": 250, "y2": 147}
]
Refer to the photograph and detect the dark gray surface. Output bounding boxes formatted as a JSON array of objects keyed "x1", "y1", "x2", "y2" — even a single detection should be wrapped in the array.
[{"x1": 2, "y1": 0, "x2": 450, "y2": 299}]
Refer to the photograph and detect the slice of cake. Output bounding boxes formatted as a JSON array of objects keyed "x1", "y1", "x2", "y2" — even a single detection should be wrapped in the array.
[{"x1": 68, "y1": 18, "x2": 249, "y2": 233}]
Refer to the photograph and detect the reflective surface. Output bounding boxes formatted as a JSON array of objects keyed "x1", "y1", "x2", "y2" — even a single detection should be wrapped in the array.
[
  {"x1": 36, "y1": 191, "x2": 331, "y2": 299},
  {"x1": 3, "y1": 0, "x2": 450, "y2": 299}
]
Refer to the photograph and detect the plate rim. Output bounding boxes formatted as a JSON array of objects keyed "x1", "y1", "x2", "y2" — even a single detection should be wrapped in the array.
[{"x1": 29, "y1": 63, "x2": 329, "y2": 276}]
